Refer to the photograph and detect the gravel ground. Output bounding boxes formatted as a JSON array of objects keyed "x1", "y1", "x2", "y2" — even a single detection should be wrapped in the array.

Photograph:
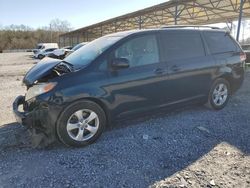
[{"x1": 0, "y1": 52, "x2": 249, "y2": 188}]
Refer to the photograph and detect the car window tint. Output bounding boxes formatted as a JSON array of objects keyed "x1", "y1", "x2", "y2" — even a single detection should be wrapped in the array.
[
  {"x1": 204, "y1": 32, "x2": 237, "y2": 54},
  {"x1": 162, "y1": 32, "x2": 205, "y2": 61},
  {"x1": 115, "y1": 35, "x2": 159, "y2": 67}
]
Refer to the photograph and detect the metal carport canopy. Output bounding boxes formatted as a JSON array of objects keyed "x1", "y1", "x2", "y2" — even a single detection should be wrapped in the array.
[{"x1": 60, "y1": 0, "x2": 250, "y2": 45}]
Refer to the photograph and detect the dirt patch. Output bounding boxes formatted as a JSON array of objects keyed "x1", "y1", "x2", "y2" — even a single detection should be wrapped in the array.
[{"x1": 151, "y1": 143, "x2": 250, "y2": 188}]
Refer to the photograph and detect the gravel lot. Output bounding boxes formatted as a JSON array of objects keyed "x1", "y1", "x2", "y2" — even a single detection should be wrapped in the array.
[{"x1": 0, "y1": 52, "x2": 249, "y2": 188}]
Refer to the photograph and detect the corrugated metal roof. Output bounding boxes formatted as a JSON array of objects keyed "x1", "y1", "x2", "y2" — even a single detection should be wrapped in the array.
[{"x1": 60, "y1": 0, "x2": 250, "y2": 45}]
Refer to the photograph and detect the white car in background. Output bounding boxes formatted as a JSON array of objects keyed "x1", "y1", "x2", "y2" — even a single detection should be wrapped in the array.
[
  {"x1": 34, "y1": 48, "x2": 58, "y2": 59},
  {"x1": 46, "y1": 46, "x2": 73, "y2": 59},
  {"x1": 46, "y1": 42, "x2": 88, "y2": 59},
  {"x1": 33, "y1": 43, "x2": 58, "y2": 54}
]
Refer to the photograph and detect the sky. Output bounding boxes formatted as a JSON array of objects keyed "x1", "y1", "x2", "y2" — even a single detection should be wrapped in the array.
[
  {"x1": 0, "y1": 0, "x2": 249, "y2": 41},
  {"x1": 0, "y1": 0, "x2": 167, "y2": 29}
]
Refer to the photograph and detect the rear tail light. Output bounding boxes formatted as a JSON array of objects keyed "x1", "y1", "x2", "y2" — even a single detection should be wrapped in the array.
[{"x1": 240, "y1": 52, "x2": 246, "y2": 61}]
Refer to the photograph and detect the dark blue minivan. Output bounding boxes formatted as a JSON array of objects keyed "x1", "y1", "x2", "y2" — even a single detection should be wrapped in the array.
[{"x1": 13, "y1": 27, "x2": 246, "y2": 147}]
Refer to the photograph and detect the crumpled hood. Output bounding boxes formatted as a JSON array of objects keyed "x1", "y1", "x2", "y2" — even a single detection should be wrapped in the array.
[{"x1": 23, "y1": 57, "x2": 62, "y2": 87}]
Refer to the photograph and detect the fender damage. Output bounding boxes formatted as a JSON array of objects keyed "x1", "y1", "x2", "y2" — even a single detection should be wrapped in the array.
[{"x1": 13, "y1": 57, "x2": 73, "y2": 148}]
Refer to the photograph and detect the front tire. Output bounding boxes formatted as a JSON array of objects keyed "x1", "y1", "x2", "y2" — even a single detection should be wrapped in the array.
[
  {"x1": 56, "y1": 100, "x2": 106, "y2": 147},
  {"x1": 206, "y1": 78, "x2": 230, "y2": 110}
]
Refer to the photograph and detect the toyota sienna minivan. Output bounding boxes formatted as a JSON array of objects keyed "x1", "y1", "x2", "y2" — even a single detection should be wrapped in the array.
[{"x1": 13, "y1": 26, "x2": 246, "y2": 147}]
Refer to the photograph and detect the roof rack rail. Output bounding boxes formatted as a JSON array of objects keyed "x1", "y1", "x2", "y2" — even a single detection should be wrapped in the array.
[{"x1": 161, "y1": 25, "x2": 220, "y2": 29}]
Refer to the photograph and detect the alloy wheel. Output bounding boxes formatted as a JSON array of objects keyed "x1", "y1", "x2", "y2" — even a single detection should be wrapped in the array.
[
  {"x1": 66, "y1": 109, "x2": 99, "y2": 141},
  {"x1": 212, "y1": 83, "x2": 228, "y2": 106}
]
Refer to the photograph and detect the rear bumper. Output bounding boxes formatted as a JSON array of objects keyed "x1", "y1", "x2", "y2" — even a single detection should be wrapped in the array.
[{"x1": 245, "y1": 52, "x2": 250, "y2": 63}]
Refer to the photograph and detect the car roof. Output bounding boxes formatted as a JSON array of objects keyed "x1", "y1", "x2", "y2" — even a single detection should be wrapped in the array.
[
  {"x1": 106, "y1": 27, "x2": 226, "y2": 38},
  {"x1": 48, "y1": 47, "x2": 57, "y2": 49}
]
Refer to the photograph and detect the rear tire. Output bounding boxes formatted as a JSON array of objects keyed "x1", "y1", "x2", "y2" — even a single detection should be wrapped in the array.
[
  {"x1": 206, "y1": 78, "x2": 230, "y2": 110},
  {"x1": 38, "y1": 54, "x2": 44, "y2": 59},
  {"x1": 56, "y1": 100, "x2": 106, "y2": 147}
]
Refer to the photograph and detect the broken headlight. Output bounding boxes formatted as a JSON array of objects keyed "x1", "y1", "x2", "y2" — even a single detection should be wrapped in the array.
[{"x1": 25, "y1": 82, "x2": 57, "y2": 101}]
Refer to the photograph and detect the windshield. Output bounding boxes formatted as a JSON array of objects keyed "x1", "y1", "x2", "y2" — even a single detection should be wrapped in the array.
[
  {"x1": 72, "y1": 43, "x2": 84, "y2": 51},
  {"x1": 65, "y1": 36, "x2": 122, "y2": 69},
  {"x1": 36, "y1": 45, "x2": 43, "y2": 49}
]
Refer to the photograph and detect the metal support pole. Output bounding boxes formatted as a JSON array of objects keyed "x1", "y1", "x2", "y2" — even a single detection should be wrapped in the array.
[
  {"x1": 50, "y1": 24, "x2": 52, "y2": 42},
  {"x1": 236, "y1": 0, "x2": 244, "y2": 41},
  {"x1": 139, "y1": 16, "x2": 142, "y2": 29},
  {"x1": 175, "y1": 5, "x2": 178, "y2": 25},
  {"x1": 162, "y1": 10, "x2": 164, "y2": 25}
]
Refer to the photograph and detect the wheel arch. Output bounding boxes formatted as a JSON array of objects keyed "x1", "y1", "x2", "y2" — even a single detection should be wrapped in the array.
[
  {"x1": 56, "y1": 97, "x2": 111, "y2": 129},
  {"x1": 83, "y1": 97, "x2": 111, "y2": 125},
  {"x1": 55, "y1": 97, "x2": 108, "y2": 147},
  {"x1": 217, "y1": 74, "x2": 233, "y2": 94},
  {"x1": 214, "y1": 65, "x2": 243, "y2": 94}
]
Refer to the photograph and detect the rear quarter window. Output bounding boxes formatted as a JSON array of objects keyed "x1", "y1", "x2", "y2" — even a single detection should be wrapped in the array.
[
  {"x1": 162, "y1": 32, "x2": 205, "y2": 61},
  {"x1": 204, "y1": 31, "x2": 239, "y2": 54}
]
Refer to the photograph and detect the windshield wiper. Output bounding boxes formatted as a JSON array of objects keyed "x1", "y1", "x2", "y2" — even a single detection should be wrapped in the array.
[
  {"x1": 62, "y1": 60, "x2": 73, "y2": 67},
  {"x1": 59, "y1": 61, "x2": 75, "y2": 72}
]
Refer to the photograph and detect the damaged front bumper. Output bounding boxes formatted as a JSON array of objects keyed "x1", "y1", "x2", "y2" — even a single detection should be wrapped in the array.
[
  {"x1": 13, "y1": 95, "x2": 49, "y2": 128},
  {"x1": 13, "y1": 95, "x2": 58, "y2": 147}
]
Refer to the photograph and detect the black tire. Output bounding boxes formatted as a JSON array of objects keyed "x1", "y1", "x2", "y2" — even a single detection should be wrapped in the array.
[
  {"x1": 206, "y1": 78, "x2": 230, "y2": 110},
  {"x1": 38, "y1": 54, "x2": 44, "y2": 59},
  {"x1": 59, "y1": 55, "x2": 65, "y2": 59},
  {"x1": 56, "y1": 100, "x2": 106, "y2": 147}
]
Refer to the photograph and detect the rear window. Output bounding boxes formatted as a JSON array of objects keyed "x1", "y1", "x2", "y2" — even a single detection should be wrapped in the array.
[
  {"x1": 162, "y1": 32, "x2": 205, "y2": 61},
  {"x1": 204, "y1": 32, "x2": 238, "y2": 54},
  {"x1": 242, "y1": 45, "x2": 250, "y2": 51}
]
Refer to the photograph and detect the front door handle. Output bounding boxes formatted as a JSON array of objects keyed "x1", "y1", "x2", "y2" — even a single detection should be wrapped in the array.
[
  {"x1": 170, "y1": 65, "x2": 181, "y2": 72},
  {"x1": 154, "y1": 68, "x2": 165, "y2": 75}
]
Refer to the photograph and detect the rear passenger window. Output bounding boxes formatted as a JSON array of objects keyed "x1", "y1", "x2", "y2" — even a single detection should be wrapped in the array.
[
  {"x1": 162, "y1": 32, "x2": 205, "y2": 61},
  {"x1": 204, "y1": 32, "x2": 237, "y2": 54},
  {"x1": 114, "y1": 35, "x2": 159, "y2": 67},
  {"x1": 46, "y1": 49, "x2": 54, "y2": 52}
]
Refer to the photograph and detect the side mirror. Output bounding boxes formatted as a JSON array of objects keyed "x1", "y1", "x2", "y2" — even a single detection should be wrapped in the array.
[{"x1": 111, "y1": 58, "x2": 129, "y2": 69}]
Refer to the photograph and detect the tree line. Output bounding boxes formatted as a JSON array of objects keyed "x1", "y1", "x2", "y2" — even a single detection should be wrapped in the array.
[
  {"x1": 1, "y1": 19, "x2": 249, "y2": 51},
  {"x1": 0, "y1": 19, "x2": 72, "y2": 51}
]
